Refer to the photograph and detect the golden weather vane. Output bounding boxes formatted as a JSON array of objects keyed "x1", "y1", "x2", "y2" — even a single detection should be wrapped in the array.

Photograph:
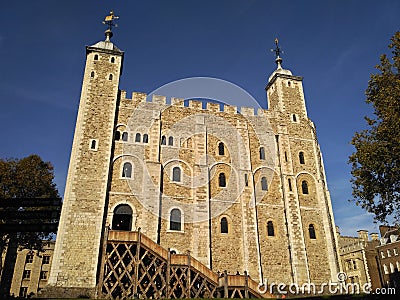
[{"x1": 102, "y1": 11, "x2": 119, "y2": 41}]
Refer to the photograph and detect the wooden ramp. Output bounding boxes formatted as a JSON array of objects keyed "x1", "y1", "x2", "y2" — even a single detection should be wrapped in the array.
[{"x1": 98, "y1": 229, "x2": 271, "y2": 299}]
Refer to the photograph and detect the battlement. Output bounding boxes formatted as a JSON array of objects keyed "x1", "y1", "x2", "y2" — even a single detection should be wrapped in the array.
[{"x1": 119, "y1": 90, "x2": 267, "y2": 117}]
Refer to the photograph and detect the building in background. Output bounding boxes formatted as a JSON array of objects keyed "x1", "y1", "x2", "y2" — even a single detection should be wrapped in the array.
[{"x1": 377, "y1": 225, "x2": 400, "y2": 289}]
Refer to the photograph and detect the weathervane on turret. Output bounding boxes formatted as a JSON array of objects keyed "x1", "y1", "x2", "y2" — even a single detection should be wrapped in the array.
[
  {"x1": 271, "y1": 38, "x2": 283, "y2": 69},
  {"x1": 102, "y1": 11, "x2": 119, "y2": 42}
]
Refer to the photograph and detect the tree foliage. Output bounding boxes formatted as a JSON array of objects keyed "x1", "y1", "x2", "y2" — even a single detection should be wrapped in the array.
[
  {"x1": 0, "y1": 154, "x2": 60, "y2": 250},
  {"x1": 349, "y1": 32, "x2": 400, "y2": 223}
]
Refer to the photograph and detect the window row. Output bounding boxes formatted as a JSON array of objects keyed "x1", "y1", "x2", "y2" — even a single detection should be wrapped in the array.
[
  {"x1": 381, "y1": 248, "x2": 399, "y2": 258},
  {"x1": 115, "y1": 132, "x2": 149, "y2": 143},
  {"x1": 25, "y1": 254, "x2": 50, "y2": 264},
  {"x1": 93, "y1": 54, "x2": 116, "y2": 63},
  {"x1": 383, "y1": 261, "x2": 400, "y2": 274},
  {"x1": 22, "y1": 269, "x2": 48, "y2": 280},
  {"x1": 89, "y1": 71, "x2": 114, "y2": 80}
]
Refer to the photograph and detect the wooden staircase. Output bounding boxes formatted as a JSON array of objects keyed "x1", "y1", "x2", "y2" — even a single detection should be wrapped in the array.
[{"x1": 98, "y1": 229, "x2": 272, "y2": 299}]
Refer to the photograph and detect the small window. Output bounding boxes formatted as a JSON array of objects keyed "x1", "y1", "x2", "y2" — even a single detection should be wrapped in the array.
[
  {"x1": 244, "y1": 174, "x2": 249, "y2": 186},
  {"x1": 299, "y1": 152, "x2": 305, "y2": 164},
  {"x1": 111, "y1": 57, "x2": 115, "y2": 63},
  {"x1": 284, "y1": 151, "x2": 288, "y2": 162},
  {"x1": 42, "y1": 255, "x2": 50, "y2": 265},
  {"x1": 172, "y1": 167, "x2": 181, "y2": 182},
  {"x1": 288, "y1": 81, "x2": 291, "y2": 87},
  {"x1": 40, "y1": 271, "x2": 48, "y2": 280},
  {"x1": 170, "y1": 208, "x2": 182, "y2": 231},
  {"x1": 218, "y1": 142, "x2": 225, "y2": 155},
  {"x1": 168, "y1": 136, "x2": 174, "y2": 146},
  {"x1": 387, "y1": 250, "x2": 392, "y2": 257},
  {"x1": 23, "y1": 270, "x2": 31, "y2": 279},
  {"x1": 25, "y1": 254, "x2": 33, "y2": 264},
  {"x1": 288, "y1": 178, "x2": 292, "y2": 191},
  {"x1": 267, "y1": 221, "x2": 275, "y2": 236},
  {"x1": 260, "y1": 147, "x2": 265, "y2": 160},
  {"x1": 390, "y1": 263, "x2": 395, "y2": 273},
  {"x1": 353, "y1": 260, "x2": 357, "y2": 270},
  {"x1": 309, "y1": 224, "x2": 316, "y2": 239},
  {"x1": 219, "y1": 173, "x2": 226, "y2": 187},
  {"x1": 292, "y1": 114, "x2": 297, "y2": 122},
  {"x1": 302, "y1": 180, "x2": 309, "y2": 194},
  {"x1": 94, "y1": 54, "x2": 99, "y2": 60},
  {"x1": 19, "y1": 287, "x2": 28, "y2": 298},
  {"x1": 122, "y1": 132, "x2": 128, "y2": 142},
  {"x1": 135, "y1": 133, "x2": 141, "y2": 143},
  {"x1": 381, "y1": 251, "x2": 385, "y2": 259},
  {"x1": 90, "y1": 139, "x2": 97, "y2": 150},
  {"x1": 122, "y1": 162, "x2": 132, "y2": 178},
  {"x1": 115, "y1": 131, "x2": 121, "y2": 140},
  {"x1": 384, "y1": 264, "x2": 389, "y2": 274},
  {"x1": 220, "y1": 217, "x2": 228, "y2": 233},
  {"x1": 261, "y1": 177, "x2": 268, "y2": 191},
  {"x1": 161, "y1": 135, "x2": 166, "y2": 145},
  {"x1": 394, "y1": 248, "x2": 398, "y2": 256},
  {"x1": 112, "y1": 204, "x2": 133, "y2": 231},
  {"x1": 109, "y1": 74, "x2": 113, "y2": 80},
  {"x1": 90, "y1": 71, "x2": 95, "y2": 78},
  {"x1": 143, "y1": 134, "x2": 149, "y2": 143}
]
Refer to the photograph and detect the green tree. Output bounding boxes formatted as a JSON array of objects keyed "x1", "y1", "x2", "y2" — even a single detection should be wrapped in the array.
[
  {"x1": 349, "y1": 31, "x2": 400, "y2": 224},
  {"x1": 0, "y1": 154, "x2": 60, "y2": 296}
]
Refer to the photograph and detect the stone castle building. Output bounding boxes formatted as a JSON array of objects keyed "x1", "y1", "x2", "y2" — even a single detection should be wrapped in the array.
[{"x1": 45, "y1": 15, "x2": 340, "y2": 298}]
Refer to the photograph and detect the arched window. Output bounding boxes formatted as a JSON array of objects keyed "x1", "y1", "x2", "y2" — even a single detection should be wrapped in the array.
[
  {"x1": 109, "y1": 74, "x2": 113, "y2": 80},
  {"x1": 172, "y1": 167, "x2": 181, "y2": 182},
  {"x1": 90, "y1": 140, "x2": 97, "y2": 150},
  {"x1": 161, "y1": 135, "x2": 166, "y2": 145},
  {"x1": 218, "y1": 142, "x2": 225, "y2": 155},
  {"x1": 220, "y1": 217, "x2": 228, "y2": 233},
  {"x1": 94, "y1": 54, "x2": 98, "y2": 60},
  {"x1": 122, "y1": 132, "x2": 128, "y2": 142},
  {"x1": 260, "y1": 147, "x2": 265, "y2": 160},
  {"x1": 90, "y1": 71, "x2": 95, "y2": 78},
  {"x1": 168, "y1": 136, "x2": 174, "y2": 146},
  {"x1": 309, "y1": 224, "x2": 316, "y2": 239},
  {"x1": 292, "y1": 114, "x2": 297, "y2": 122},
  {"x1": 135, "y1": 133, "x2": 141, "y2": 143},
  {"x1": 299, "y1": 152, "x2": 305, "y2": 164},
  {"x1": 288, "y1": 178, "x2": 293, "y2": 191},
  {"x1": 390, "y1": 263, "x2": 395, "y2": 273},
  {"x1": 143, "y1": 134, "x2": 149, "y2": 143},
  {"x1": 261, "y1": 177, "x2": 268, "y2": 191},
  {"x1": 384, "y1": 264, "x2": 389, "y2": 274},
  {"x1": 219, "y1": 173, "x2": 226, "y2": 187},
  {"x1": 111, "y1": 57, "x2": 115, "y2": 63},
  {"x1": 115, "y1": 131, "x2": 121, "y2": 140},
  {"x1": 112, "y1": 204, "x2": 133, "y2": 231},
  {"x1": 170, "y1": 208, "x2": 181, "y2": 231},
  {"x1": 122, "y1": 162, "x2": 132, "y2": 178},
  {"x1": 302, "y1": 180, "x2": 309, "y2": 194},
  {"x1": 267, "y1": 221, "x2": 275, "y2": 236}
]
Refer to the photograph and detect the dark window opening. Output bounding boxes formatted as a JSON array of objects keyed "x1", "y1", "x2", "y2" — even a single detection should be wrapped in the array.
[
  {"x1": 267, "y1": 221, "x2": 275, "y2": 236},
  {"x1": 302, "y1": 180, "x2": 309, "y2": 194},
  {"x1": 260, "y1": 147, "x2": 266, "y2": 160},
  {"x1": 293, "y1": 114, "x2": 297, "y2": 122},
  {"x1": 115, "y1": 131, "x2": 121, "y2": 140},
  {"x1": 112, "y1": 204, "x2": 133, "y2": 231},
  {"x1": 94, "y1": 54, "x2": 98, "y2": 60},
  {"x1": 135, "y1": 133, "x2": 141, "y2": 142},
  {"x1": 90, "y1": 140, "x2": 97, "y2": 149},
  {"x1": 221, "y1": 217, "x2": 228, "y2": 233},
  {"x1": 299, "y1": 151, "x2": 305, "y2": 164},
  {"x1": 19, "y1": 287, "x2": 28, "y2": 298},
  {"x1": 122, "y1": 162, "x2": 132, "y2": 178},
  {"x1": 25, "y1": 254, "x2": 34, "y2": 264},
  {"x1": 219, "y1": 173, "x2": 226, "y2": 187},
  {"x1": 161, "y1": 135, "x2": 166, "y2": 145},
  {"x1": 23, "y1": 270, "x2": 31, "y2": 279},
  {"x1": 42, "y1": 255, "x2": 50, "y2": 265},
  {"x1": 143, "y1": 134, "x2": 149, "y2": 143},
  {"x1": 244, "y1": 174, "x2": 249, "y2": 186},
  {"x1": 168, "y1": 136, "x2": 174, "y2": 146},
  {"x1": 90, "y1": 71, "x2": 95, "y2": 78},
  {"x1": 284, "y1": 151, "x2": 288, "y2": 162},
  {"x1": 40, "y1": 271, "x2": 48, "y2": 280},
  {"x1": 109, "y1": 74, "x2": 113, "y2": 80},
  {"x1": 261, "y1": 177, "x2": 268, "y2": 191},
  {"x1": 288, "y1": 178, "x2": 293, "y2": 191},
  {"x1": 111, "y1": 57, "x2": 115, "y2": 63},
  {"x1": 170, "y1": 208, "x2": 181, "y2": 231},
  {"x1": 309, "y1": 224, "x2": 316, "y2": 239},
  {"x1": 172, "y1": 167, "x2": 181, "y2": 182},
  {"x1": 218, "y1": 142, "x2": 225, "y2": 155},
  {"x1": 122, "y1": 132, "x2": 128, "y2": 141}
]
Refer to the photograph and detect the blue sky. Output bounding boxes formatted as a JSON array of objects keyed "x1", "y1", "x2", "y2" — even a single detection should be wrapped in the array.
[{"x1": 0, "y1": 0, "x2": 399, "y2": 237}]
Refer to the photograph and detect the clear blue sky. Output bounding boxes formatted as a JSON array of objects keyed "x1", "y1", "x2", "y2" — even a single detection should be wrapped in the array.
[{"x1": 0, "y1": 1, "x2": 399, "y2": 236}]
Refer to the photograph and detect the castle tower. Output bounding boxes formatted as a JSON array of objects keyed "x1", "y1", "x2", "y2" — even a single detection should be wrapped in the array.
[
  {"x1": 47, "y1": 13, "x2": 124, "y2": 297},
  {"x1": 264, "y1": 40, "x2": 340, "y2": 284}
]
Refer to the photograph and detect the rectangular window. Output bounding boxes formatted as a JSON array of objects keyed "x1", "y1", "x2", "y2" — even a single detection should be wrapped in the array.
[
  {"x1": 244, "y1": 174, "x2": 249, "y2": 186},
  {"x1": 23, "y1": 270, "x2": 31, "y2": 279},
  {"x1": 25, "y1": 254, "x2": 33, "y2": 264},
  {"x1": 19, "y1": 287, "x2": 28, "y2": 298},
  {"x1": 40, "y1": 271, "x2": 48, "y2": 280},
  {"x1": 42, "y1": 255, "x2": 51, "y2": 264}
]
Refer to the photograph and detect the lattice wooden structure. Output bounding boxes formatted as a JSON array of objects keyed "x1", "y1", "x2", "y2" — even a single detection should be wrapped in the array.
[{"x1": 97, "y1": 229, "x2": 270, "y2": 299}]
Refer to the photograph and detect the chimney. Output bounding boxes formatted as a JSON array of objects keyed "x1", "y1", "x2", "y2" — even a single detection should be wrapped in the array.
[
  {"x1": 370, "y1": 233, "x2": 379, "y2": 241},
  {"x1": 357, "y1": 230, "x2": 369, "y2": 241}
]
